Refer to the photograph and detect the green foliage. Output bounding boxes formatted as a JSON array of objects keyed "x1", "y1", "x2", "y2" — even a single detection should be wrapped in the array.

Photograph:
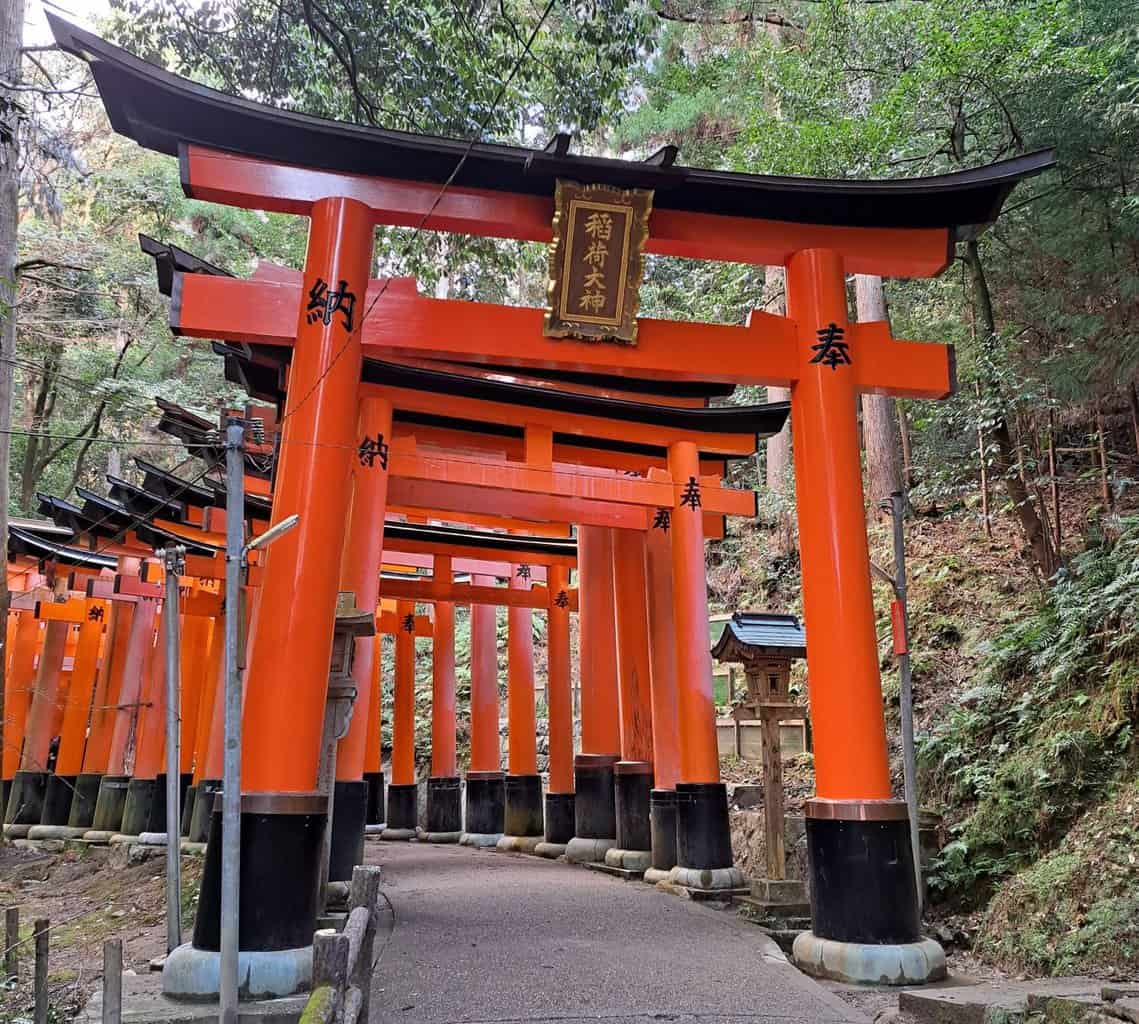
[{"x1": 920, "y1": 517, "x2": 1139, "y2": 898}]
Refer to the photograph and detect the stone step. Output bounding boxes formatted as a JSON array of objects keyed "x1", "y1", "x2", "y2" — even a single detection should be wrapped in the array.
[
  {"x1": 584, "y1": 861, "x2": 644, "y2": 881},
  {"x1": 898, "y1": 977, "x2": 1105, "y2": 1024},
  {"x1": 735, "y1": 895, "x2": 811, "y2": 919}
]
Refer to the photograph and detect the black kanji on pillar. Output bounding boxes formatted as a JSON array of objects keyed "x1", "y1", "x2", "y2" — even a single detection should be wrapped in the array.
[
  {"x1": 358, "y1": 433, "x2": 390, "y2": 470},
  {"x1": 679, "y1": 476, "x2": 702, "y2": 510},
  {"x1": 401, "y1": 613, "x2": 415, "y2": 633},
  {"x1": 809, "y1": 323, "x2": 852, "y2": 370},
  {"x1": 554, "y1": 590, "x2": 570, "y2": 609},
  {"x1": 306, "y1": 277, "x2": 358, "y2": 332},
  {"x1": 652, "y1": 507, "x2": 671, "y2": 532},
  {"x1": 516, "y1": 564, "x2": 532, "y2": 580}
]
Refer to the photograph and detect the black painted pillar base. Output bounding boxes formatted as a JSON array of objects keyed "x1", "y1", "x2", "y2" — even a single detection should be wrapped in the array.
[
  {"x1": 426, "y1": 776, "x2": 462, "y2": 834},
  {"x1": 67, "y1": 773, "x2": 103, "y2": 829},
  {"x1": 91, "y1": 775, "x2": 131, "y2": 833},
  {"x1": 1, "y1": 779, "x2": 10, "y2": 818},
  {"x1": 572, "y1": 753, "x2": 617, "y2": 839},
  {"x1": 614, "y1": 761, "x2": 652, "y2": 853},
  {"x1": 181, "y1": 785, "x2": 197, "y2": 837},
  {"x1": 188, "y1": 778, "x2": 222, "y2": 843},
  {"x1": 676, "y1": 782, "x2": 734, "y2": 870},
  {"x1": 566, "y1": 754, "x2": 618, "y2": 863},
  {"x1": 385, "y1": 782, "x2": 418, "y2": 831},
  {"x1": 503, "y1": 774, "x2": 544, "y2": 837},
  {"x1": 329, "y1": 780, "x2": 368, "y2": 881},
  {"x1": 119, "y1": 778, "x2": 157, "y2": 836},
  {"x1": 650, "y1": 789, "x2": 678, "y2": 872},
  {"x1": 805, "y1": 800, "x2": 920, "y2": 945},
  {"x1": 364, "y1": 771, "x2": 385, "y2": 826},
  {"x1": 40, "y1": 774, "x2": 76, "y2": 826},
  {"x1": 543, "y1": 792, "x2": 575, "y2": 844},
  {"x1": 5, "y1": 770, "x2": 48, "y2": 826},
  {"x1": 192, "y1": 794, "x2": 326, "y2": 952},
  {"x1": 463, "y1": 770, "x2": 505, "y2": 836},
  {"x1": 146, "y1": 773, "x2": 193, "y2": 835}
]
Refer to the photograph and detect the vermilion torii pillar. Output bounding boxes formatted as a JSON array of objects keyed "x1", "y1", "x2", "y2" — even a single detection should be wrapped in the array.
[
  {"x1": 384, "y1": 600, "x2": 419, "y2": 839},
  {"x1": 644, "y1": 523, "x2": 681, "y2": 882},
  {"x1": 423, "y1": 557, "x2": 461, "y2": 842},
  {"x1": 498, "y1": 563, "x2": 543, "y2": 852},
  {"x1": 534, "y1": 564, "x2": 575, "y2": 858},
  {"x1": 605, "y1": 529, "x2": 655, "y2": 875},
  {"x1": 184, "y1": 196, "x2": 376, "y2": 989},
  {"x1": 463, "y1": 574, "x2": 504, "y2": 847},
  {"x1": 329, "y1": 394, "x2": 393, "y2": 878},
  {"x1": 567, "y1": 526, "x2": 621, "y2": 864}
]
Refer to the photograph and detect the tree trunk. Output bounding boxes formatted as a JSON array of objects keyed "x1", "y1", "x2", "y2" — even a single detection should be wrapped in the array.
[
  {"x1": 0, "y1": 0, "x2": 28, "y2": 811},
  {"x1": 854, "y1": 275, "x2": 902, "y2": 514},
  {"x1": 1048, "y1": 408, "x2": 1061, "y2": 554},
  {"x1": 764, "y1": 265, "x2": 792, "y2": 491},
  {"x1": 1096, "y1": 400, "x2": 1113, "y2": 508},
  {"x1": 897, "y1": 402, "x2": 915, "y2": 488},
  {"x1": 964, "y1": 240, "x2": 1058, "y2": 578},
  {"x1": 1128, "y1": 380, "x2": 1139, "y2": 457}
]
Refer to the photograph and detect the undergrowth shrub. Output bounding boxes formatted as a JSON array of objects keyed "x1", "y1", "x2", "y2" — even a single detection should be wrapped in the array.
[{"x1": 919, "y1": 516, "x2": 1139, "y2": 902}]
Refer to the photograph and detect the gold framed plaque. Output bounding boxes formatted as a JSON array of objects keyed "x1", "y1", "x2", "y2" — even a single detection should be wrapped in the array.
[{"x1": 543, "y1": 179, "x2": 653, "y2": 345}]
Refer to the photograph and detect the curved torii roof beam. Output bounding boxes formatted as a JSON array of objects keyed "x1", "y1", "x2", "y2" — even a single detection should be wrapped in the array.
[{"x1": 54, "y1": 15, "x2": 1054, "y2": 276}]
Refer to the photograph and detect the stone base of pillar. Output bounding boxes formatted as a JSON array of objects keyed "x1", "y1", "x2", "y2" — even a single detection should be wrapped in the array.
[
  {"x1": 650, "y1": 789, "x2": 678, "y2": 873},
  {"x1": 5, "y1": 770, "x2": 48, "y2": 826},
  {"x1": 190, "y1": 793, "x2": 325, "y2": 959},
  {"x1": 27, "y1": 824, "x2": 84, "y2": 840},
  {"x1": 162, "y1": 942, "x2": 313, "y2": 1000},
  {"x1": 329, "y1": 780, "x2": 368, "y2": 880},
  {"x1": 426, "y1": 776, "x2": 462, "y2": 835},
  {"x1": 364, "y1": 771, "x2": 385, "y2": 826},
  {"x1": 459, "y1": 831, "x2": 502, "y2": 847},
  {"x1": 792, "y1": 932, "x2": 946, "y2": 985},
  {"x1": 543, "y1": 792, "x2": 575, "y2": 845},
  {"x1": 385, "y1": 783, "x2": 418, "y2": 834},
  {"x1": 91, "y1": 775, "x2": 131, "y2": 834},
  {"x1": 533, "y1": 842, "x2": 567, "y2": 859},
  {"x1": 602, "y1": 847, "x2": 651, "y2": 874},
  {"x1": 40, "y1": 774, "x2": 76, "y2": 826},
  {"x1": 502, "y1": 773, "x2": 543, "y2": 840},
  {"x1": 568, "y1": 754, "x2": 617, "y2": 862},
  {"x1": 67, "y1": 772, "x2": 103, "y2": 830},
  {"x1": 804, "y1": 800, "x2": 922, "y2": 946},
  {"x1": 496, "y1": 834, "x2": 542, "y2": 853},
  {"x1": 464, "y1": 770, "x2": 504, "y2": 836},
  {"x1": 643, "y1": 867, "x2": 672, "y2": 884},
  {"x1": 614, "y1": 761, "x2": 652, "y2": 854},
  {"x1": 119, "y1": 777, "x2": 157, "y2": 838},
  {"x1": 418, "y1": 829, "x2": 462, "y2": 843},
  {"x1": 2, "y1": 824, "x2": 32, "y2": 838},
  {"x1": 188, "y1": 778, "x2": 222, "y2": 844},
  {"x1": 180, "y1": 785, "x2": 197, "y2": 837}
]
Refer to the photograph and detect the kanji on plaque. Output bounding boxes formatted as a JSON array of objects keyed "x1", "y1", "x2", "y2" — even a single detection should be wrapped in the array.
[{"x1": 544, "y1": 179, "x2": 653, "y2": 344}]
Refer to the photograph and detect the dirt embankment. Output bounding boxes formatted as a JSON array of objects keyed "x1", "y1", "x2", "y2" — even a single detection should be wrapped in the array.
[{"x1": 1, "y1": 843, "x2": 201, "y2": 1020}]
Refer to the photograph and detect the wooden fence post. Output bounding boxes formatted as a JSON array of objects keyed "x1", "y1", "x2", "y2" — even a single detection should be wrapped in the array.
[
  {"x1": 33, "y1": 918, "x2": 49, "y2": 1024},
  {"x1": 349, "y1": 866, "x2": 382, "y2": 1024},
  {"x1": 102, "y1": 939, "x2": 122, "y2": 1024},
  {"x1": 4, "y1": 907, "x2": 17, "y2": 981}
]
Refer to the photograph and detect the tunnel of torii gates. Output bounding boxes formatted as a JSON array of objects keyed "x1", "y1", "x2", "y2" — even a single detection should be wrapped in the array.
[{"x1": 24, "y1": 13, "x2": 1051, "y2": 995}]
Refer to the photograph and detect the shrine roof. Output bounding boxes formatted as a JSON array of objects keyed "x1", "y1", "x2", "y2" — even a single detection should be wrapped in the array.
[
  {"x1": 107, "y1": 473, "x2": 190, "y2": 524},
  {"x1": 711, "y1": 612, "x2": 807, "y2": 661},
  {"x1": 56, "y1": 14, "x2": 1053, "y2": 236},
  {"x1": 139, "y1": 234, "x2": 232, "y2": 296},
  {"x1": 8, "y1": 525, "x2": 117, "y2": 570}
]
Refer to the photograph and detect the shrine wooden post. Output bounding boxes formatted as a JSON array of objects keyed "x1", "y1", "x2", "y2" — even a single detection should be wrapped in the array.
[
  {"x1": 384, "y1": 600, "x2": 419, "y2": 838},
  {"x1": 536, "y1": 564, "x2": 575, "y2": 855}
]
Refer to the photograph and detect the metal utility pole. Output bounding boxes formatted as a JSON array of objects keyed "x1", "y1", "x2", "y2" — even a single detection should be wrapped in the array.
[
  {"x1": 163, "y1": 543, "x2": 186, "y2": 954},
  {"x1": 881, "y1": 490, "x2": 923, "y2": 913},
  {"x1": 220, "y1": 420, "x2": 245, "y2": 1024}
]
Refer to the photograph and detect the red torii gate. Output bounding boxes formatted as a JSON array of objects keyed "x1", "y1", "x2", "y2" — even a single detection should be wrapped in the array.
[{"x1": 53, "y1": 13, "x2": 1053, "y2": 992}]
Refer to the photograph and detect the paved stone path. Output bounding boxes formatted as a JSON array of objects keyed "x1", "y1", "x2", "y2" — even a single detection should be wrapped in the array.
[{"x1": 365, "y1": 841, "x2": 868, "y2": 1024}]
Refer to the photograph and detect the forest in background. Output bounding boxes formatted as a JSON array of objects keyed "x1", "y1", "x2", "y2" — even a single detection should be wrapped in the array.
[{"x1": 2, "y1": 0, "x2": 1139, "y2": 975}]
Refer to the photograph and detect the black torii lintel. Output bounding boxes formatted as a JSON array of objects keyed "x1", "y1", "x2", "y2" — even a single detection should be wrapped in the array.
[{"x1": 53, "y1": 14, "x2": 1054, "y2": 236}]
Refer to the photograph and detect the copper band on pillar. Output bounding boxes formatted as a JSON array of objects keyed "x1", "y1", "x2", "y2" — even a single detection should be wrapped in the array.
[{"x1": 804, "y1": 798, "x2": 909, "y2": 822}]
